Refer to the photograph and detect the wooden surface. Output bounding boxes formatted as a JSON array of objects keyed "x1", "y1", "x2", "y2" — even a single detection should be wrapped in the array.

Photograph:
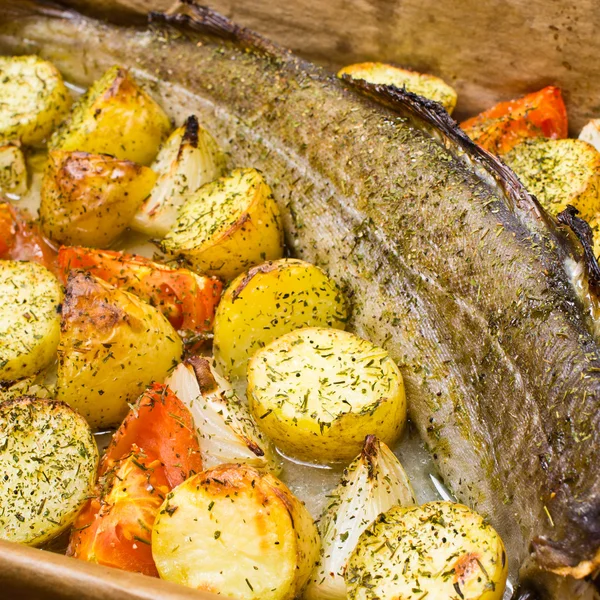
[{"x1": 64, "y1": 0, "x2": 600, "y2": 132}]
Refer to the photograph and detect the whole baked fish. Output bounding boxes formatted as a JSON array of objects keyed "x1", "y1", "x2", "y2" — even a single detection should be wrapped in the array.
[{"x1": 0, "y1": 2, "x2": 599, "y2": 597}]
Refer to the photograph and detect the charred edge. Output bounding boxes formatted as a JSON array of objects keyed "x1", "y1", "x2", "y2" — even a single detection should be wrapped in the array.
[
  {"x1": 361, "y1": 434, "x2": 379, "y2": 480},
  {"x1": 149, "y1": 1, "x2": 289, "y2": 60},
  {"x1": 185, "y1": 355, "x2": 218, "y2": 394},
  {"x1": 182, "y1": 114, "x2": 200, "y2": 148},
  {"x1": 231, "y1": 261, "x2": 278, "y2": 301},
  {"x1": 244, "y1": 437, "x2": 265, "y2": 457},
  {"x1": 557, "y1": 206, "x2": 600, "y2": 295}
]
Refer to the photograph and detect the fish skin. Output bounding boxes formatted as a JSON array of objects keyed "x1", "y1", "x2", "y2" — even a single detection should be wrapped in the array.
[{"x1": 0, "y1": 1, "x2": 599, "y2": 595}]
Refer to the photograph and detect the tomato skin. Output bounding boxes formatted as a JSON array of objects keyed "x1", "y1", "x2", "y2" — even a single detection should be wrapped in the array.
[
  {"x1": 100, "y1": 382, "x2": 202, "y2": 489},
  {"x1": 68, "y1": 450, "x2": 169, "y2": 577},
  {"x1": 461, "y1": 86, "x2": 568, "y2": 155},
  {"x1": 0, "y1": 202, "x2": 57, "y2": 271},
  {"x1": 57, "y1": 246, "x2": 222, "y2": 340}
]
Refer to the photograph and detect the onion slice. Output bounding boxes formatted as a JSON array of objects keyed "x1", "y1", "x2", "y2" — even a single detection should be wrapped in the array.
[
  {"x1": 305, "y1": 435, "x2": 416, "y2": 599},
  {"x1": 166, "y1": 357, "x2": 280, "y2": 473}
]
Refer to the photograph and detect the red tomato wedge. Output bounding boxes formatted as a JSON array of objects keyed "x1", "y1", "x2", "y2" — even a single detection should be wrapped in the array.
[
  {"x1": 68, "y1": 449, "x2": 169, "y2": 577},
  {"x1": 57, "y1": 246, "x2": 222, "y2": 342},
  {"x1": 100, "y1": 382, "x2": 202, "y2": 489},
  {"x1": 460, "y1": 86, "x2": 568, "y2": 155},
  {"x1": 0, "y1": 202, "x2": 57, "y2": 271}
]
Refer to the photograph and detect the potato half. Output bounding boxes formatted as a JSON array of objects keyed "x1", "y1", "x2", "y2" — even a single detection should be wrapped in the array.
[
  {"x1": 503, "y1": 138, "x2": 600, "y2": 222},
  {"x1": 247, "y1": 327, "x2": 406, "y2": 462},
  {"x1": 161, "y1": 168, "x2": 284, "y2": 280},
  {"x1": 338, "y1": 62, "x2": 457, "y2": 114},
  {"x1": 0, "y1": 260, "x2": 62, "y2": 381},
  {"x1": 345, "y1": 501, "x2": 508, "y2": 600},
  {"x1": 0, "y1": 55, "x2": 71, "y2": 145},
  {"x1": 214, "y1": 259, "x2": 348, "y2": 379},
  {"x1": 0, "y1": 144, "x2": 27, "y2": 195},
  {"x1": 152, "y1": 464, "x2": 320, "y2": 600},
  {"x1": 132, "y1": 115, "x2": 226, "y2": 237},
  {"x1": 0, "y1": 396, "x2": 98, "y2": 546},
  {"x1": 56, "y1": 271, "x2": 183, "y2": 429},
  {"x1": 40, "y1": 150, "x2": 156, "y2": 247},
  {"x1": 50, "y1": 65, "x2": 171, "y2": 165}
]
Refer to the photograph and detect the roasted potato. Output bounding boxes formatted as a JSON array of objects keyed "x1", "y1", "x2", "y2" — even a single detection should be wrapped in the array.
[
  {"x1": 0, "y1": 143, "x2": 27, "y2": 195},
  {"x1": 50, "y1": 65, "x2": 171, "y2": 165},
  {"x1": 247, "y1": 327, "x2": 406, "y2": 462},
  {"x1": 0, "y1": 260, "x2": 62, "y2": 381},
  {"x1": 214, "y1": 259, "x2": 348, "y2": 379},
  {"x1": 504, "y1": 138, "x2": 600, "y2": 222},
  {"x1": 579, "y1": 119, "x2": 600, "y2": 153},
  {"x1": 0, "y1": 371, "x2": 54, "y2": 403},
  {"x1": 40, "y1": 150, "x2": 157, "y2": 247},
  {"x1": 132, "y1": 115, "x2": 226, "y2": 237},
  {"x1": 0, "y1": 55, "x2": 71, "y2": 145},
  {"x1": 345, "y1": 501, "x2": 508, "y2": 600},
  {"x1": 152, "y1": 464, "x2": 320, "y2": 600},
  {"x1": 338, "y1": 62, "x2": 457, "y2": 114},
  {"x1": 166, "y1": 357, "x2": 280, "y2": 472},
  {"x1": 56, "y1": 271, "x2": 183, "y2": 429},
  {"x1": 161, "y1": 168, "x2": 284, "y2": 280},
  {"x1": 0, "y1": 396, "x2": 98, "y2": 546}
]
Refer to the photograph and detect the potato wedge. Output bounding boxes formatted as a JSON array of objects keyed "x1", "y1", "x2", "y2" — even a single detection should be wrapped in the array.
[
  {"x1": 338, "y1": 62, "x2": 457, "y2": 114},
  {"x1": 0, "y1": 396, "x2": 98, "y2": 546},
  {"x1": 503, "y1": 138, "x2": 600, "y2": 222},
  {"x1": 0, "y1": 260, "x2": 62, "y2": 381},
  {"x1": 0, "y1": 55, "x2": 71, "y2": 145},
  {"x1": 50, "y1": 65, "x2": 171, "y2": 165},
  {"x1": 40, "y1": 150, "x2": 157, "y2": 247},
  {"x1": 247, "y1": 327, "x2": 406, "y2": 462},
  {"x1": 166, "y1": 357, "x2": 280, "y2": 472},
  {"x1": 132, "y1": 115, "x2": 226, "y2": 237},
  {"x1": 161, "y1": 168, "x2": 284, "y2": 280},
  {"x1": 214, "y1": 259, "x2": 348, "y2": 379},
  {"x1": 152, "y1": 464, "x2": 320, "y2": 600},
  {"x1": 56, "y1": 271, "x2": 183, "y2": 429},
  {"x1": 345, "y1": 501, "x2": 508, "y2": 600},
  {"x1": 0, "y1": 143, "x2": 27, "y2": 195}
]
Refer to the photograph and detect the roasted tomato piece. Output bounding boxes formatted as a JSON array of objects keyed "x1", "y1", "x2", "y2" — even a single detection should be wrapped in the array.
[
  {"x1": 68, "y1": 449, "x2": 169, "y2": 577},
  {"x1": 0, "y1": 202, "x2": 57, "y2": 271},
  {"x1": 57, "y1": 246, "x2": 222, "y2": 340},
  {"x1": 100, "y1": 382, "x2": 202, "y2": 489},
  {"x1": 461, "y1": 86, "x2": 568, "y2": 155}
]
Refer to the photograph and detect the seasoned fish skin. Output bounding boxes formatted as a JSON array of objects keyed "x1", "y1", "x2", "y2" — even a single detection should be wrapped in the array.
[{"x1": 0, "y1": 1, "x2": 598, "y2": 593}]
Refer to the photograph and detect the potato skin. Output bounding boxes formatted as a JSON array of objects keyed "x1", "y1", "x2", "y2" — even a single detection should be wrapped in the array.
[
  {"x1": 40, "y1": 150, "x2": 157, "y2": 247},
  {"x1": 152, "y1": 464, "x2": 320, "y2": 600},
  {"x1": 0, "y1": 55, "x2": 71, "y2": 145},
  {"x1": 50, "y1": 66, "x2": 171, "y2": 165},
  {"x1": 0, "y1": 260, "x2": 62, "y2": 381},
  {"x1": 214, "y1": 259, "x2": 348, "y2": 379},
  {"x1": 346, "y1": 501, "x2": 508, "y2": 600},
  {"x1": 161, "y1": 168, "x2": 284, "y2": 281},
  {"x1": 0, "y1": 396, "x2": 98, "y2": 546},
  {"x1": 247, "y1": 327, "x2": 406, "y2": 462},
  {"x1": 56, "y1": 271, "x2": 183, "y2": 429}
]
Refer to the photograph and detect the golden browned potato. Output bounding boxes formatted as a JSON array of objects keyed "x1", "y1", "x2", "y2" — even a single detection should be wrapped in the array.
[
  {"x1": 214, "y1": 258, "x2": 348, "y2": 379},
  {"x1": 152, "y1": 463, "x2": 320, "y2": 600},
  {"x1": 0, "y1": 260, "x2": 62, "y2": 382},
  {"x1": 346, "y1": 501, "x2": 508, "y2": 600},
  {"x1": 338, "y1": 62, "x2": 457, "y2": 114},
  {"x1": 247, "y1": 327, "x2": 406, "y2": 462},
  {"x1": 50, "y1": 65, "x2": 171, "y2": 165},
  {"x1": 56, "y1": 271, "x2": 183, "y2": 429},
  {"x1": 160, "y1": 168, "x2": 284, "y2": 281},
  {"x1": 132, "y1": 115, "x2": 226, "y2": 237},
  {"x1": 0, "y1": 55, "x2": 71, "y2": 145},
  {"x1": 503, "y1": 138, "x2": 600, "y2": 222},
  {"x1": 0, "y1": 396, "x2": 98, "y2": 546},
  {"x1": 39, "y1": 150, "x2": 157, "y2": 247},
  {"x1": 0, "y1": 144, "x2": 27, "y2": 195}
]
